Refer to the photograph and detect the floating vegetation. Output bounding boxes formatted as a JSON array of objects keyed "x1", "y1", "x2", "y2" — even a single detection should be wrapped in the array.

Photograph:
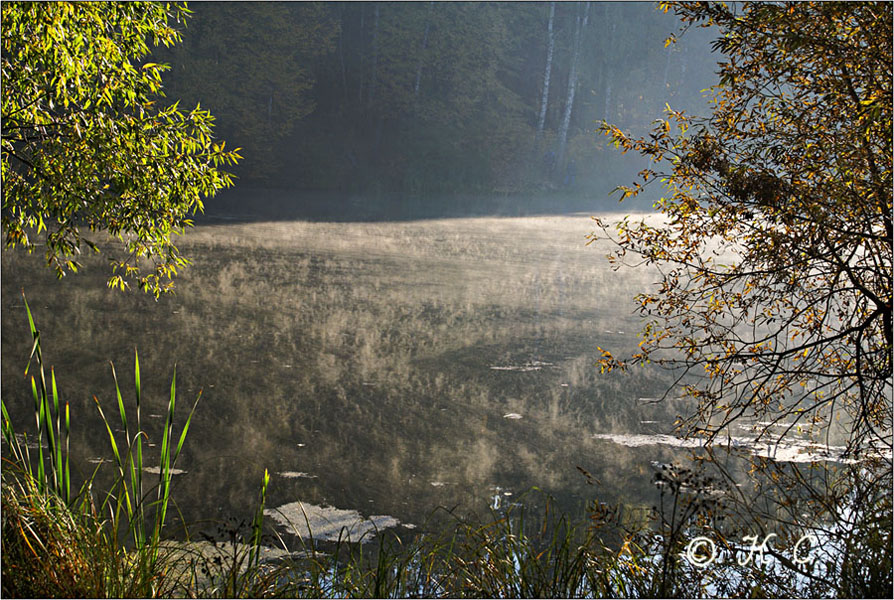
[
  {"x1": 143, "y1": 466, "x2": 187, "y2": 475},
  {"x1": 591, "y1": 433, "x2": 703, "y2": 449},
  {"x1": 265, "y1": 501, "x2": 400, "y2": 543},
  {"x1": 278, "y1": 471, "x2": 317, "y2": 479},
  {"x1": 11, "y1": 433, "x2": 45, "y2": 450}
]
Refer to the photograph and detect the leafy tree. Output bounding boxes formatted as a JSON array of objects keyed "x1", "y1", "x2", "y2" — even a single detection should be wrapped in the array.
[
  {"x1": 593, "y1": 2, "x2": 892, "y2": 456},
  {"x1": 1, "y1": 2, "x2": 239, "y2": 295},
  {"x1": 159, "y1": 2, "x2": 337, "y2": 181}
]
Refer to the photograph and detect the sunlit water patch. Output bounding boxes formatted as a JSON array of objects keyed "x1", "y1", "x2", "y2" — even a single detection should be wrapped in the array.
[
  {"x1": 591, "y1": 432, "x2": 865, "y2": 464},
  {"x1": 143, "y1": 466, "x2": 188, "y2": 475}
]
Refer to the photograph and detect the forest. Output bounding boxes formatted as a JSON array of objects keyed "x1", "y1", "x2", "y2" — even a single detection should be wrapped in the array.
[{"x1": 157, "y1": 2, "x2": 715, "y2": 201}]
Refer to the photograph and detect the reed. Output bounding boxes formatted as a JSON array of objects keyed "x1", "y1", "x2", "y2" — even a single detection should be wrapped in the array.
[
  {"x1": 91, "y1": 345, "x2": 201, "y2": 558},
  {"x1": 1, "y1": 292, "x2": 199, "y2": 597},
  {"x1": 1, "y1": 292, "x2": 71, "y2": 504},
  {"x1": 225, "y1": 496, "x2": 635, "y2": 599}
]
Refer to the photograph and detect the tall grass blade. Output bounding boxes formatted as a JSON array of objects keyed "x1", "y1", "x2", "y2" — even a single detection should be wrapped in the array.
[
  {"x1": 133, "y1": 349, "x2": 143, "y2": 541},
  {"x1": 153, "y1": 367, "x2": 177, "y2": 553},
  {"x1": 31, "y1": 376, "x2": 46, "y2": 493},
  {"x1": 22, "y1": 291, "x2": 41, "y2": 375},
  {"x1": 172, "y1": 390, "x2": 201, "y2": 465},
  {"x1": 249, "y1": 469, "x2": 271, "y2": 571},
  {"x1": 134, "y1": 348, "x2": 142, "y2": 401},
  {"x1": 64, "y1": 401, "x2": 71, "y2": 504},
  {"x1": 11, "y1": 297, "x2": 73, "y2": 505},
  {"x1": 50, "y1": 368, "x2": 64, "y2": 501},
  {"x1": 24, "y1": 333, "x2": 40, "y2": 377},
  {"x1": 1, "y1": 399, "x2": 24, "y2": 460},
  {"x1": 158, "y1": 368, "x2": 176, "y2": 482},
  {"x1": 111, "y1": 360, "x2": 143, "y2": 543},
  {"x1": 1, "y1": 399, "x2": 34, "y2": 489},
  {"x1": 93, "y1": 395, "x2": 132, "y2": 517},
  {"x1": 111, "y1": 362, "x2": 130, "y2": 447},
  {"x1": 41, "y1": 373, "x2": 58, "y2": 497}
]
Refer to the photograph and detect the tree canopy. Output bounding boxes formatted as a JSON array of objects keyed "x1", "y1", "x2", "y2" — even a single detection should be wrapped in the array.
[
  {"x1": 593, "y1": 1, "x2": 892, "y2": 457},
  {"x1": 1, "y1": 1, "x2": 239, "y2": 295}
]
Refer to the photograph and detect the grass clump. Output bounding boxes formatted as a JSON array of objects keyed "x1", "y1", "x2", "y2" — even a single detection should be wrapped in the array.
[
  {"x1": 1, "y1": 466, "x2": 174, "y2": 598},
  {"x1": 1, "y1": 292, "x2": 197, "y2": 598}
]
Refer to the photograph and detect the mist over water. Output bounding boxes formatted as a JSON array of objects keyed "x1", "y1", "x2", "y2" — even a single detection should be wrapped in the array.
[{"x1": 2, "y1": 202, "x2": 702, "y2": 539}]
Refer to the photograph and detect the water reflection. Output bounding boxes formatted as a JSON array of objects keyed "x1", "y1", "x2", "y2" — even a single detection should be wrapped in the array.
[{"x1": 2, "y1": 214, "x2": 691, "y2": 536}]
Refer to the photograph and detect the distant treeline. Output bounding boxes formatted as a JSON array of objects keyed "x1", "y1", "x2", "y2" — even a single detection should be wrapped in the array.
[{"x1": 157, "y1": 2, "x2": 716, "y2": 199}]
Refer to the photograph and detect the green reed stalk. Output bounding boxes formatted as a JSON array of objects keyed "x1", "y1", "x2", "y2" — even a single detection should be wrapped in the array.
[
  {"x1": 134, "y1": 349, "x2": 144, "y2": 542},
  {"x1": 154, "y1": 368, "x2": 201, "y2": 553},
  {"x1": 1, "y1": 292, "x2": 73, "y2": 505},
  {"x1": 248, "y1": 468, "x2": 271, "y2": 572},
  {"x1": 94, "y1": 352, "x2": 201, "y2": 559}
]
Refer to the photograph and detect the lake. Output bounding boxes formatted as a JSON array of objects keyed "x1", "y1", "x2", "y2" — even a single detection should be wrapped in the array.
[{"x1": 1, "y1": 207, "x2": 728, "y2": 544}]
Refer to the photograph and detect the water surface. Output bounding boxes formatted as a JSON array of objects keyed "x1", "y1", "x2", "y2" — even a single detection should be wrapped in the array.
[{"x1": 3, "y1": 211, "x2": 699, "y2": 541}]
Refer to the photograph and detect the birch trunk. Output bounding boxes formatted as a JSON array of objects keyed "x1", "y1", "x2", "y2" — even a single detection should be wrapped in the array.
[
  {"x1": 338, "y1": 4, "x2": 348, "y2": 105},
  {"x1": 368, "y1": 3, "x2": 379, "y2": 111},
  {"x1": 556, "y1": 1, "x2": 589, "y2": 172},
  {"x1": 358, "y1": 4, "x2": 365, "y2": 105},
  {"x1": 413, "y1": 1, "x2": 433, "y2": 99},
  {"x1": 535, "y1": 2, "x2": 556, "y2": 141},
  {"x1": 602, "y1": 18, "x2": 616, "y2": 121}
]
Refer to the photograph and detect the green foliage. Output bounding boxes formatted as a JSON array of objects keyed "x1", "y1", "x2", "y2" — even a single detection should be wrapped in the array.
[
  {"x1": 1, "y1": 469, "x2": 178, "y2": 598},
  {"x1": 91, "y1": 346, "x2": 201, "y2": 558},
  {"x1": 593, "y1": 1, "x2": 892, "y2": 455},
  {"x1": 159, "y1": 2, "x2": 337, "y2": 180},
  {"x1": 1, "y1": 1, "x2": 240, "y2": 295},
  {"x1": 591, "y1": 5, "x2": 892, "y2": 595}
]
